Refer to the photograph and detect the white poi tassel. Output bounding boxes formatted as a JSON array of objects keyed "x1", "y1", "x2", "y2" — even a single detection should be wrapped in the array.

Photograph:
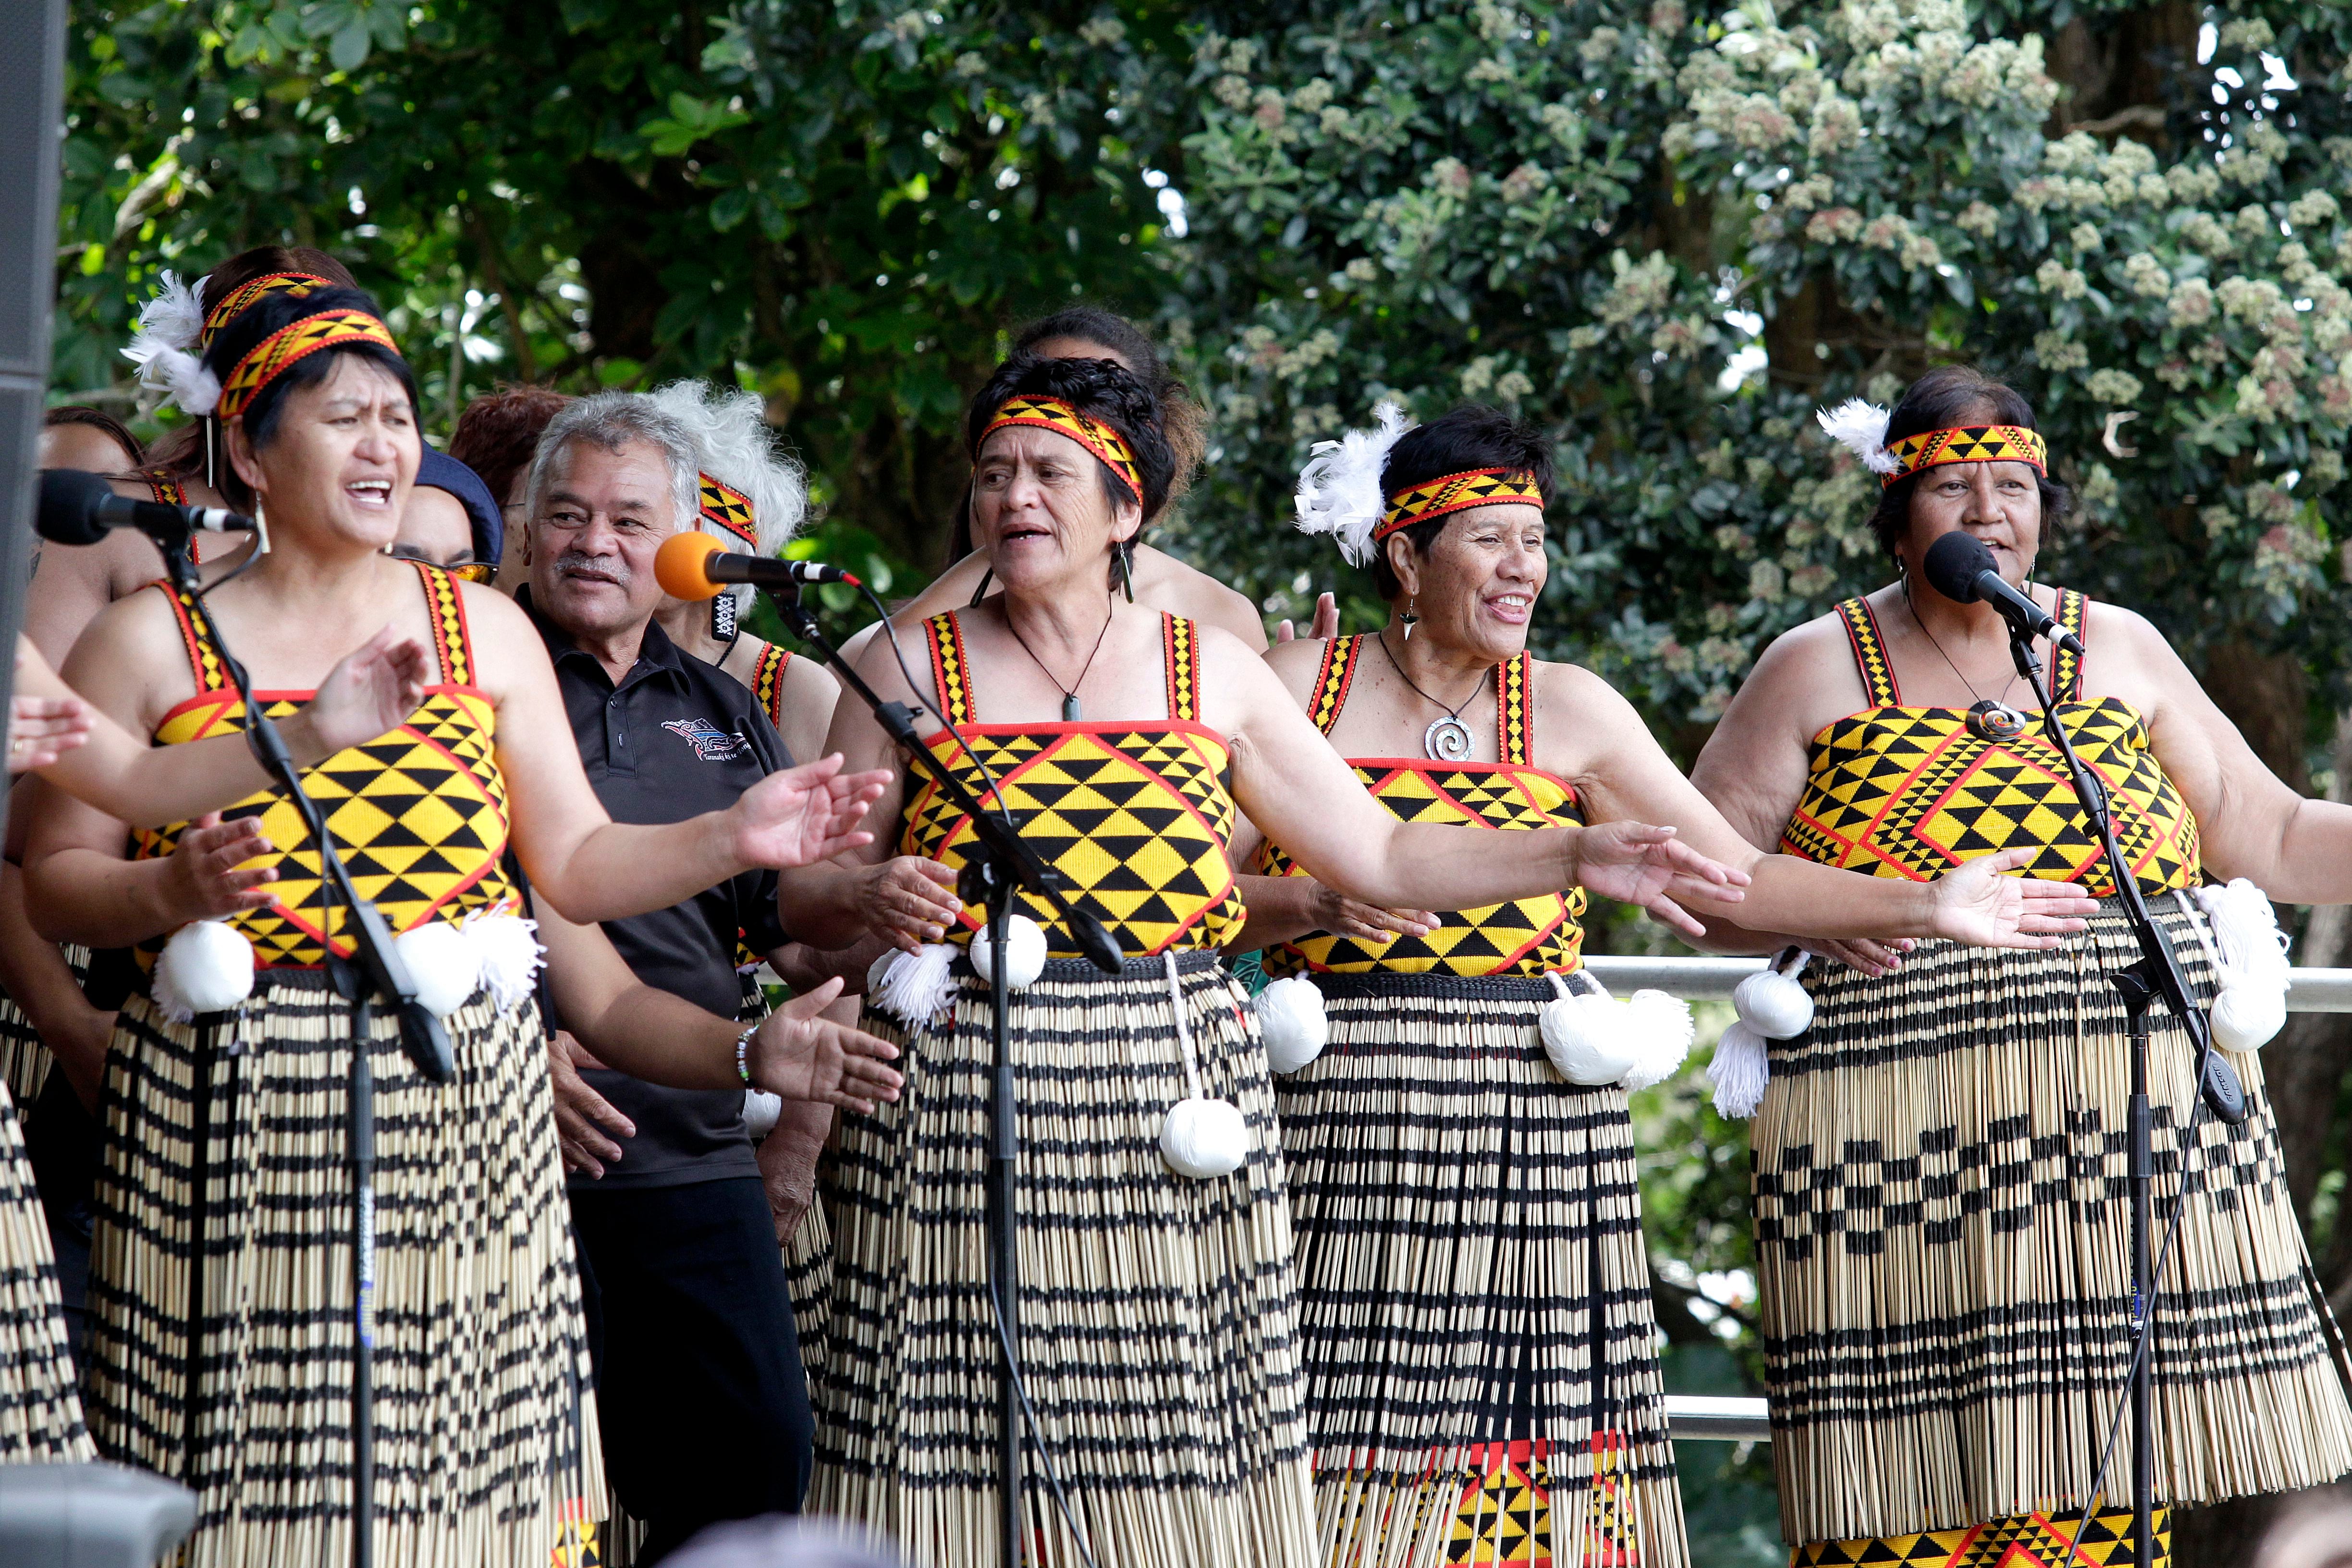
[
  {"x1": 464, "y1": 906, "x2": 546, "y2": 1014},
  {"x1": 869, "y1": 942, "x2": 957, "y2": 1028},
  {"x1": 152, "y1": 920, "x2": 256, "y2": 1023},
  {"x1": 1540, "y1": 972, "x2": 1642, "y2": 1086},
  {"x1": 1255, "y1": 975, "x2": 1328, "y2": 1074},
  {"x1": 1711, "y1": 950, "x2": 1813, "y2": 1119},
  {"x1": 968, "y1": 913, "x2": 1048, "y2": 990},
  {"x1": 743, "y1": 1089, "x2": 784, "y2": 1139},
  {"x1": 2184, "y1": 882, "x2": 2291, "y2": 1053},
  {"x1": 1618, "y1": 988, "x2": 1697, "y2": 1091},
  {"x1": 1708, "y1": 1021, "x2": 1771, "y2": 1120},
  {"x1": 1157, "y1": 952, "x2": 1247, "y2": 1179},
  {"x1": 394, "y1": 920, "x2": 481, "y2": 1019}
]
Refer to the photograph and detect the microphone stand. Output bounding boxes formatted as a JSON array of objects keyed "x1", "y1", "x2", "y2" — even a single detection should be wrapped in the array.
[
  {"x1": 758, "y1": 580, "x2": 1119, "y2": 1568},
  {"x1": 2004, "y1": 621, "x2": 2245, "y2": 1567},
  {"x1": 160, "y1": 541, "x2": 451, "y2": 1568}
]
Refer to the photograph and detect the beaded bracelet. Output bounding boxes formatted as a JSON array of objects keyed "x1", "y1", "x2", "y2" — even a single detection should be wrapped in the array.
[{"x1": 734, "y1": 1022, "x2": 760, "y2": 1086}]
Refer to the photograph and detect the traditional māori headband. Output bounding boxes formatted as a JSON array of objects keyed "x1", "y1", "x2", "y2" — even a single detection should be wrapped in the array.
[
  {"x1": 1377, "y1": 467, "x2": 1544, "y2": 539},
  {"x1": 698, "y1": 472, "x2": 760, "y2": 548},
  {"x1": 202, "y1": 271, "x2": 337, "y2": 346},
  {"x1": 980, "y1": 393, "x2": 1143, "y2": 502},
  {"x1": 122, "y1": 269, "x2": 343, "y2": 417},
  {"x1": 214, "y1": 307, "x2": 402, "y2": 420},
  {"x1": 1817, "y1": 398, "x2": 2048, "y2": 487}
]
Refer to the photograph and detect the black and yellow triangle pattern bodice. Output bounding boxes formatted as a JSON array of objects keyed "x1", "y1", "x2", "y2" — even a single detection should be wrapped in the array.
[
  {"x1": 1781, "y1": 592, "x2": 2200, "y2": 898},
  {"x1": 131, "y1": 562, "x2": 519, "y2": 968},
  {"x1": 1256, "y1": 634, "x2": 1587, "y2": 978},
  {"x1": 900, "y1": 610, "x2": 1246, "y2": 958}
]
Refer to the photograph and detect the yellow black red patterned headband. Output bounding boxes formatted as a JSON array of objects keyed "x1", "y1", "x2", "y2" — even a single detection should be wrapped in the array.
[
  {"x1": 698, "y1": 473, "x2": 759, "y2": 548},
  {"x1": 215, "y1": 308, "x2": 402, "y2": 420},
  {"x1": 980, "y1": 394, "x2": 1143, "y2": 502},
  {"x1": 1376, "y1": 467, "x2": 1543, "y2": 539},
  {"x1": 201, "y1": 272, "x2": 336, "y2": 347},
  {"x1": 1881, "y1": 425, "x2": 2046, "y2": 487}
]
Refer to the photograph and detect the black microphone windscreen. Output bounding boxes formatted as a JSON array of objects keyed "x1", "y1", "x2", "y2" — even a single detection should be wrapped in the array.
[
  {"x1": 1921, "y1": 530, "x2": 1994, "y2": 603},
  {"x1": 35, "y1": 468, "x2": 114, "y2": 547}
]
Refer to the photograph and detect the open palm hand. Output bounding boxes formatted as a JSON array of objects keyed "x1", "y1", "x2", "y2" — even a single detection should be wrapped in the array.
[
  {"x1": 1570, "y1": 821, "x2": 1751, "y2": 939},
  {"x1": 730, "y1": 754, "x2": 893, "y2": 870},
  {"x1": 1928, "y1": 848, "x2": 2099, "y2": 949},
  {"x1": 749, "y1": 978, "x2": 905, "y2": 1113}
]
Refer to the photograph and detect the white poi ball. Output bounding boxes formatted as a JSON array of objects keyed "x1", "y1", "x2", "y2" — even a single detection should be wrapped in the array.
[
  {"x1": 2210, "y1": 982, "x2": 2286, "y2": 1054},
  {"x1": 1540, "y1": 994, "x2": 1642, "y2": 1086},
  {"x1": 155, "y1": 920, "x2": 256, "y2": 1020},
  {"x1": 743, "y1": 1089, "x2": 784, "y2": 1139},
  {"x1": 1159, "y1": 1097, "x2": 1248, "y2": 1178},
  {"x1": 394, "y1": 919, "x2": 483, "y2": 1019},
  {"x1": 1256, "y1": 976, "x2": 1329, "y2": 1074},
  {"x1": 968, "y1": 914, "x2": 1048, "y2": 990},
  {"x1": 1732, "y1": 968, "x2": 1813, "y2": 1040}
]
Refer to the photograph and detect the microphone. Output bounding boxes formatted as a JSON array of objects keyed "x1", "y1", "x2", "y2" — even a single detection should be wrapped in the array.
[
  {"x1": 1921, "y1": 531, "x2": 2084, "y2": 655},
  {"x1": 37, "y1": 468, "x2": 253, "y2": 550},
  {"x1": 655, "y1": 530, "x2": 860, "y2": 600}
]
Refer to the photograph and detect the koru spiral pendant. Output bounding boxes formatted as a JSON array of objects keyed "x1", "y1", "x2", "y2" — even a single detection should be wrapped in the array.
[
  {"x1": 1423, "y1": 714, "x2": 1475, "y2": 761},
  {"x1": 1967, "y1": 698, "x2": 2028, "y2": 742}
]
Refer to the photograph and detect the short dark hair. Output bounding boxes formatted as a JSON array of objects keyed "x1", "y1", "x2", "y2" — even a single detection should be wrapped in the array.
[
  {"x1": 43, "y1": 404, "x2": 143, "y2": 469},
  {"x1": 1370, "y1": 405, "x2": 1555, "y2": 600},
  {"x1": 964, "y1": 352, "x2": 1176, "y2": 525},
  {"x1": 1015, "y1": 306, "x2": 1205, "y2": 502},
  {"x1": 201, "y1": 285, "x2": 416, "y2": 454},
  {"x1": 1865, "y1": 366, "x2": 2072, "y2": 558},
  {"x1": 451, "y1": 384, "x2": 573, "y2": 507}
]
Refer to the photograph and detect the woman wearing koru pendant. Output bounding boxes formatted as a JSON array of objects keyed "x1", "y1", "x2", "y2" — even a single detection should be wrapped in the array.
[
  {"x1": 1691, "y1": 366, "x2": 2352, "y2": 1566},
  {"x1": 21, "y1": 283, "x2": 899, "y2": 1568},
  {"x1": 776, "y1": 355, "x2": 1766, "y2": 1568},
  {"x1": 1239, "y1": 404, "x2": 2101, "y2": 1568}
]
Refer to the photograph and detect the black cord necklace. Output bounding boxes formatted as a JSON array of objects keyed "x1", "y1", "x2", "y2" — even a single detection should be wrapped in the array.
[
  {"x1": 1006, "y1": 594, "x2": 1116, "y2": 722},
  {"x1": 1377, "y1": 628, "x2": 1489, "y2": 760},
  {"x1": 1904, "y1": 579, "x2": 2031, "y2": 741}
]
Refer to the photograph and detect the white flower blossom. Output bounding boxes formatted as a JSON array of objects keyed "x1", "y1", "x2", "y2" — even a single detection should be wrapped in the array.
[{"x1": 2085, "y1": 368, "x2": 2143, "y2": 404}]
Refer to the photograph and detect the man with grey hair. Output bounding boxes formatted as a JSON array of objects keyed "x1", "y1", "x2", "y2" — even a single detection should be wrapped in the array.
[{"x1": 522, "y1": 390, "x2": 819, "y2": 1558}]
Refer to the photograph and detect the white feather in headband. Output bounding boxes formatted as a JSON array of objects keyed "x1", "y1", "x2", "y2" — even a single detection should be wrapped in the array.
[
  {"x1": 1295, "y1": 401, "x2": 1413, "y2": 566},
  {"x1": 1815, "y1": 397, "x2": 1899, "y2": 475},
  {"x1": 121, "y1": 269, "x2": 222, "y2": 417}
]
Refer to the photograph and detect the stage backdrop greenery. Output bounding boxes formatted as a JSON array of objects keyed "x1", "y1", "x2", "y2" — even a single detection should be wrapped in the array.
[{"x1": 54, "y1": 2, "x2": 2352, "y2": 1557}]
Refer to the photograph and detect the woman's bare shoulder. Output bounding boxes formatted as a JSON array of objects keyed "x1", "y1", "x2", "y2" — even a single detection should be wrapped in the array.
[{"x1": 1138, "y1": 545, "x2": 1266, "y2": 650}]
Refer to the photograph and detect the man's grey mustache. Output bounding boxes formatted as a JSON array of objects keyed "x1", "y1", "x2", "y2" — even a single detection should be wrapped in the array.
[{"x1": 554, "y1": 551, "x2": 627, "y2": 582}]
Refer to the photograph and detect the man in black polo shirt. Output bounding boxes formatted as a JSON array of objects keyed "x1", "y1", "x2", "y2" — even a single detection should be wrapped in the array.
[{"x1": 522, "y1": 391, "x2": 819, "y2": 1561}]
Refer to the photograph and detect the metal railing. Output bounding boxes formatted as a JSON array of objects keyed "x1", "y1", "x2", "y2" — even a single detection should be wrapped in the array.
[{"x1": 1590, "y1": 954, "x2": 2348, "y2": 1444}]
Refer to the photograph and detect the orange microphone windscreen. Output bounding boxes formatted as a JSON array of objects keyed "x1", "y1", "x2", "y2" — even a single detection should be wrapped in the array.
[{"x1": 655, "y1": 530, "x2": 725, "y2": 600}]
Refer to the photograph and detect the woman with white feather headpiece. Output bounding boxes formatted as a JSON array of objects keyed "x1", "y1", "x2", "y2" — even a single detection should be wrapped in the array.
[
  {"x1": 1236, "y1": 399, "x2": 2105, "y2": 1568},
  {"x1": 645, "y1": 380, "x2": 840, "y2": 762},
  {"x1": 1690, "y1": 364, "x2": 2352, "y2": 1560}
]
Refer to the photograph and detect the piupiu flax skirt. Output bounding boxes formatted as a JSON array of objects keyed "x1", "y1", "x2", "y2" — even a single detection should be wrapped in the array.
[
  {"x1": 1755, "y1": 901, "x2": 2352, "y2": 1550},
  {"x1": 813, "y1": 951, "x2": 1317, "y2": 1568},
  {"x1": 84, "y1": 972, "x2": 604, "y2": 1568},
  {"x1": 0, "y1": 943, "x2": 92, "y2": 1108},
  {"x1": 1274, "y1": 972, "x2": 1687, "y2": 1568},
  {"x1": 0, "y1": 1073, "x2": 94, "y2": 1460},
  {"x1": 786, "y1": 1196, "x2": 835, "y2": 1389}
]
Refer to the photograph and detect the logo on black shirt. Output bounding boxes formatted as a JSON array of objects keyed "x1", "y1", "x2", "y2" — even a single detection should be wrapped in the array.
[{"x1": 662, "y1": 717, "x2": 751, "y2": 761}]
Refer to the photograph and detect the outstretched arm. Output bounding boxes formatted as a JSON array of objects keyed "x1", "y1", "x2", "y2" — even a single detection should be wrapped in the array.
[
  {"x1": 463, "y1": 587, "x2": 891, "y2": 925},
  {"x1": 532, "y1": 897, "x2": 901, "y2": 1110},
  {"x1": 17, "y1": 628, "x2": 431, "y2": 827}
]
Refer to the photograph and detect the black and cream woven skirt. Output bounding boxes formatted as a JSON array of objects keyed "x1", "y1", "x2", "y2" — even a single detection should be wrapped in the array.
[
  {"x1": 84, "y1": 972, "x2": 605, "y2": 1568},
  {"x1": 1273, "y1": 971, "x2": 1688, "y2": 1568},
  {"x1": 1756, "y1": 900, "x2": 2352, "y2": 1550},
  {"x1": 0, "y1": 1072, "x2": 93, "y2": 1462},
  {"x1": 814, "y1": 951, "x2": 1317, "y2": 1568},
  {"x1": 0, "y1": 943, "x2": 91, "y2": 1107}
]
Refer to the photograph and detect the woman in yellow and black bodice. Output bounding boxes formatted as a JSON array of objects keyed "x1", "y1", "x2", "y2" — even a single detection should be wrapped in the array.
[
  {"x1": 19, "y1": 283, "x2": 889, "y2": 1568},
  {"x1": 1239, "y1": 405, "x2": 2105, "y2": 1568},
  {"x1": 1693, "y1": 366, "x2": 2352, "y2": 1567},
  {"x1": 773, "y1": 358, "x2": 1786, "y2": 1568}
]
